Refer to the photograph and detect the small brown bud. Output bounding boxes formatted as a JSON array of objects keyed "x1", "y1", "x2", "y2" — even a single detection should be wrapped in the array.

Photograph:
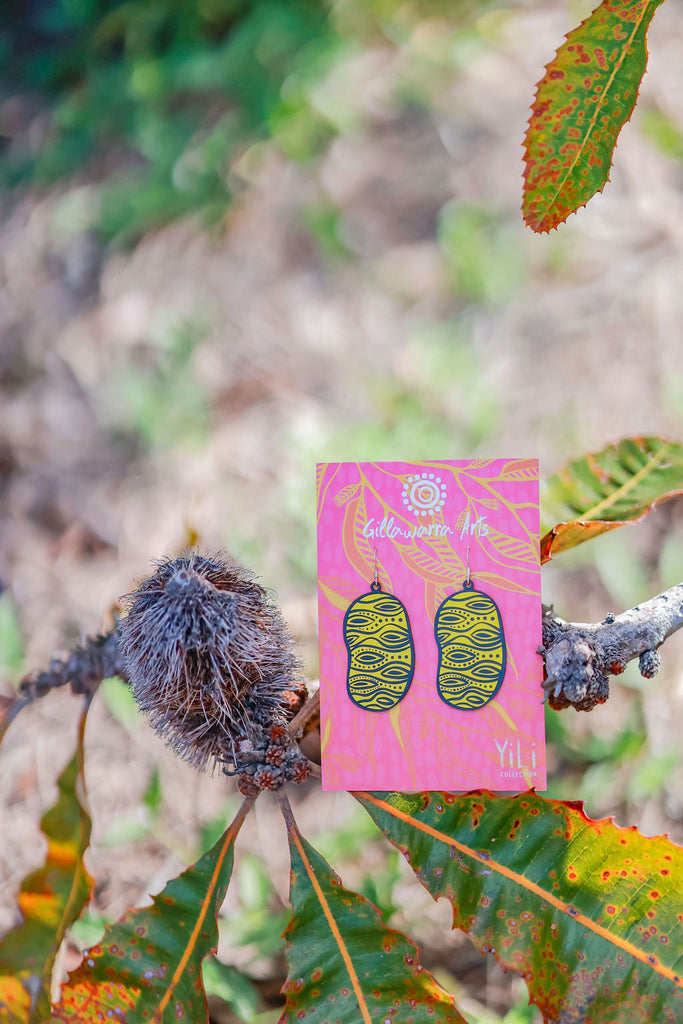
[
  {"x1": 253, "y1": 766, "x2": 283, "y2": 790},
  {"x1": 639, "y1": 648, "x2": 661, "y2": 679},
  {"x1": 269, "y1": 724, "x2": 289, "y2": 745},
  {"x1": 266, "y1": 745, "x2": 286, "y2": 767},
  {"x1": 284, "y1": 756, "x2": 312, "y2": 784},
  {"x1": 238, "y1": 775, "x2": 261, "y2": 797}
]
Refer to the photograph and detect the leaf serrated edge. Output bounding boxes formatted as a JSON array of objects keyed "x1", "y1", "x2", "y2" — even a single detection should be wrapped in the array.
[
  {"x1": 284, "y1": 820, "x2": 374, "y2": 1024},
  {"x1": 355, "y1": 789, "x2": 683, "y2": 989},
  {"x1": 522, "y1": 0, "x2": 664, "y2": 233},
  {"x1": 540, "y1": 435, "x2": 683, "y2": 561}
]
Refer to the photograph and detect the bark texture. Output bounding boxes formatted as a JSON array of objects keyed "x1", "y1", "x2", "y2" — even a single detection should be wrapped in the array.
[{"x1": 540, "y1": 582, "x2": 683, "y2": 711}]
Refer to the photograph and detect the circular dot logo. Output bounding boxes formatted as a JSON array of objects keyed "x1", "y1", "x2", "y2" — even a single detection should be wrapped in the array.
[{"x1": 401, "y1": 473, "x2": 447, "y2": 517}]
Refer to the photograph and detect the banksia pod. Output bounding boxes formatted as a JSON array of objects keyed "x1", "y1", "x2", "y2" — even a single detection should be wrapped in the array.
[{"x1": 119, "y1": 552, "x2": 304, "y2": 777}]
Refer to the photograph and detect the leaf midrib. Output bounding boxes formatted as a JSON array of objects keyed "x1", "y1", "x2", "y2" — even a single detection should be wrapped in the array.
[
  {"x1": 358, "y1": 793, "x2": 683, "y2": 989},
  {"x1": 574, "y1": 441, "x2": 670, "y2": 521},
  {"x1": 152, "y1": 806, "x2": 248, "y2": 1021},
  {"x1": 536, "y1": 0, "x2": 658, "y2": 223},
  {"x1": 290, "y1": 827, "x2": 373, "y2": 1024}
]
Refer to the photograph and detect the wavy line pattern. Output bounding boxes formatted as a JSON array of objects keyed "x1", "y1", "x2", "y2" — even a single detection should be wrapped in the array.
[
  {"x1": 344, "y1": 591, "x2": 415, "y2": 711},
  {"x1": 317, "y1": 459, "x2": 543, "y2": 790},
  {"x1": 435, "y1": 588, "x2": 506, "y2": 709}
]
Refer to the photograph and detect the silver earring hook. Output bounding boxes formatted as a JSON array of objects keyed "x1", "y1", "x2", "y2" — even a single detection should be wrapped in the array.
[
  {"x1": 465, "y1": 544, "x2": 472, "y2": 588},
  {"x1": 372, "y1": 546, "x2": 381, "y2": 591}
]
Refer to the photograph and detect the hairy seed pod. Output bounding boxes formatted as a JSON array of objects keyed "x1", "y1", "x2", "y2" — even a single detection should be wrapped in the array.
[{"x1": 119, "y1": 552, "x2": 299, "y2": 772}]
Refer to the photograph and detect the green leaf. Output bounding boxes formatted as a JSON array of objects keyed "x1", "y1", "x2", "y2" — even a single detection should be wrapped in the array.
[
  {"x1": 356, "y1": 790, "x2": 683, "y2": 1024},
  {"x1": 281, "y1": 809, "x2": 467, "y2": 1024},
  {"x1": 523, "y1": 0, "x2": 666, "y2": 232},
  {"x1": 540, "y1": 436, "x2": 683, "y2": 562},
  {"x1": 51, "y1": 798, "x2": 254, "y2": 1024},
  {"x1": 0, "y1": 703, "x2": 92, "y2": 1024}
]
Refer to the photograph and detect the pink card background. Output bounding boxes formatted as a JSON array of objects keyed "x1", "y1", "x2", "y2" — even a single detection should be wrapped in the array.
[{"x1": 316, "y1": 459, "x2": 546, "y2": 792}]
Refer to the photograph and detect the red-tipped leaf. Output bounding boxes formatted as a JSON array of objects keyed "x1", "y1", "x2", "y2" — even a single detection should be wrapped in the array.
[
  {"x1": 0, "y1": 703, "x2": 92, "y2": 1024},
  {"x1": 51, "y1": 798, "x2": 253, "y2": 1024},
  {"x1": 523, "y1": 0, "x2": 666, "y2": 232},
  {"x1": 356, "y1": 790, "x2": 683, "y2": 1023},
  {"x1": 281, "y1": 809, "x2": 466, "y2": 1024}
]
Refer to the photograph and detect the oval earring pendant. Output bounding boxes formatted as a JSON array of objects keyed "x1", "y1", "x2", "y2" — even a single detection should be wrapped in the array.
[
  {"x1": 344, "y1": 583, "x2": 414, "y2": 712},
  {"x1": 435, "y1": 580, "x2": 506, "y2": 710}
]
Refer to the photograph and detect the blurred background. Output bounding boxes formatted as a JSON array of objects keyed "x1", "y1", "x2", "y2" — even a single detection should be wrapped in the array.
[{"x1": 1, "y1": 0, "x2": 683, "y2": 1020}]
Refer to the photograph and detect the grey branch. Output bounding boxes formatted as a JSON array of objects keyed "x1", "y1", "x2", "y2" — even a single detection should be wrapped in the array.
[
  {"x1": 11, "y1": 581, "x2": 683, "y2": 721},
  {"x1": 540, "y1": 582, "x2": 683, "y2": 711},
  {"x1": 17, "y1": 627, "x2": 127, "y2": 702}
]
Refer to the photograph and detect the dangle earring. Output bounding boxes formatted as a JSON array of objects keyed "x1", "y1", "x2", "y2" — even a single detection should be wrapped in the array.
[
  {"x1": 434, "y1": 545, "x2": 506, "y2": 710},
  {"x1": 343, "y1": 550, "x2": 415, "y2": 712}
]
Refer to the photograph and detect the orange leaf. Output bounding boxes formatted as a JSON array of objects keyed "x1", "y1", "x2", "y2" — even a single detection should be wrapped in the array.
[
  {"x1": 540, "y1": 436, "x2": 683, "y2": 562},
  {"x1": 0, "y1": 704, "x2": 92, "y2": 1024},
  {"x1": 357, "y1": 790, "x2": 683, "y2": 1023},
  {"x1": 523, "y1": 0, "x2": 666, "y2": 232}
]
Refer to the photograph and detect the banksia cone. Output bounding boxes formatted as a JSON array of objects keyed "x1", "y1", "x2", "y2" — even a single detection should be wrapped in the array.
[{"x1": 119, "y1": 552, "x2": 303, "y2": 776}]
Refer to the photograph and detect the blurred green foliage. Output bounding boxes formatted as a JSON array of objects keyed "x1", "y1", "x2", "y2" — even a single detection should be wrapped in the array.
[
  {"x1": 104, "y1": 312, "x2": 210, "y2": 450},
  {"x1": 639, "y1": 108, "x2": 683, "y2": 163},
  {"x1": 438, "y1": 202, "x2": 526, "y2": 305},
  {"x1": 0, "y1": 0, "x2": 494, "y2": 245},
  {"x1": 202, "y1": 956, "x2": 263, "y2": 1022},
  {"x1": 0, "y1": 593, "x2": 24, "y2": 680},
  {"x1": 1, "y1": 0, "x2": 336, "y2": 243},
  {"x1": 100, "y1": 674, "x2": 141, "y2": 730}
]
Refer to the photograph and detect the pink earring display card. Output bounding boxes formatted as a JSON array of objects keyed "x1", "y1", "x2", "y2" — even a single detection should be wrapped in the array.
[{"x1": 316, "y1": 460, "x2": 546, "y2": 792}]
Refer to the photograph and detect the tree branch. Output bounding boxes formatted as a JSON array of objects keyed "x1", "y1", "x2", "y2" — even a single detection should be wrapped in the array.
[
  {"x1": 540, "y1": 581, "x2": 683, "y2": 711},
  {"x1": 17, "y1": 627, "x2": 127, "y2": 702},
  {"x1": 15, "y1": 582, "x2": 681, "y2": 728}
]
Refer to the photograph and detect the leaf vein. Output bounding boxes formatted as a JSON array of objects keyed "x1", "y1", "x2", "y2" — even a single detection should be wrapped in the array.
[{"x1": 358, "y1": 793, "x2": 683, "y2": 988}]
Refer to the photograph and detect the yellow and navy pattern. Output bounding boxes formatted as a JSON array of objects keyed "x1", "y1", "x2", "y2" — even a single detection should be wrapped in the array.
[
  {"x1": 435, "y1": 582, "x2": 506, "y2": 709},
  {"x1": 344, "y1": 585, "x2": 414, "y2": 711}
]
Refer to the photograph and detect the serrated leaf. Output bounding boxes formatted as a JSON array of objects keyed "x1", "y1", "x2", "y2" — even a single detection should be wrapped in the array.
[
  {"x1": 356, "y1": 790, "x2": 683, "y2": 1024},
  {"x1": 540, "y1": 436, "x2": 683, "y2": 562},
  {"x1": 523, "y1": 0, "x2": 666, "y2": 232},
  {"x1": 0, "y1": 703, "x2": 92, "y2": 1024},
  {"x1": 281, "y1": 814, "x2": 466, "y2": 1024},
  {"x1": 51, "y1": 798, "x2": 253, "y2": 1024}
]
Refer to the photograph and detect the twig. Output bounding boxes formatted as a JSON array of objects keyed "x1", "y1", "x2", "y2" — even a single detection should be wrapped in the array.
[
  {"x1": 277, "y1": 786, "x2": 296, "y2": 831},
  {"x1": 287, "y1": 688, "x2": 320, "y2": 741},
  {"x1": 0, "y1": 695, "x2": 32, "y2": 745},
  {"x1": 229, "y1": 793, "x2": 258, "y2": 834},
  {"x1": 540, "y1": 582, "x2": 683, "y2": 711},
  {"x1": 7, "y1": 626, "x2": 322, "y2": 783},
  {"x1": 287, "y1": 688, "x2": 321, "y2": 772},
  {"x1": 16, "y1": 627, "x2": 127, "y2": 703}
]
